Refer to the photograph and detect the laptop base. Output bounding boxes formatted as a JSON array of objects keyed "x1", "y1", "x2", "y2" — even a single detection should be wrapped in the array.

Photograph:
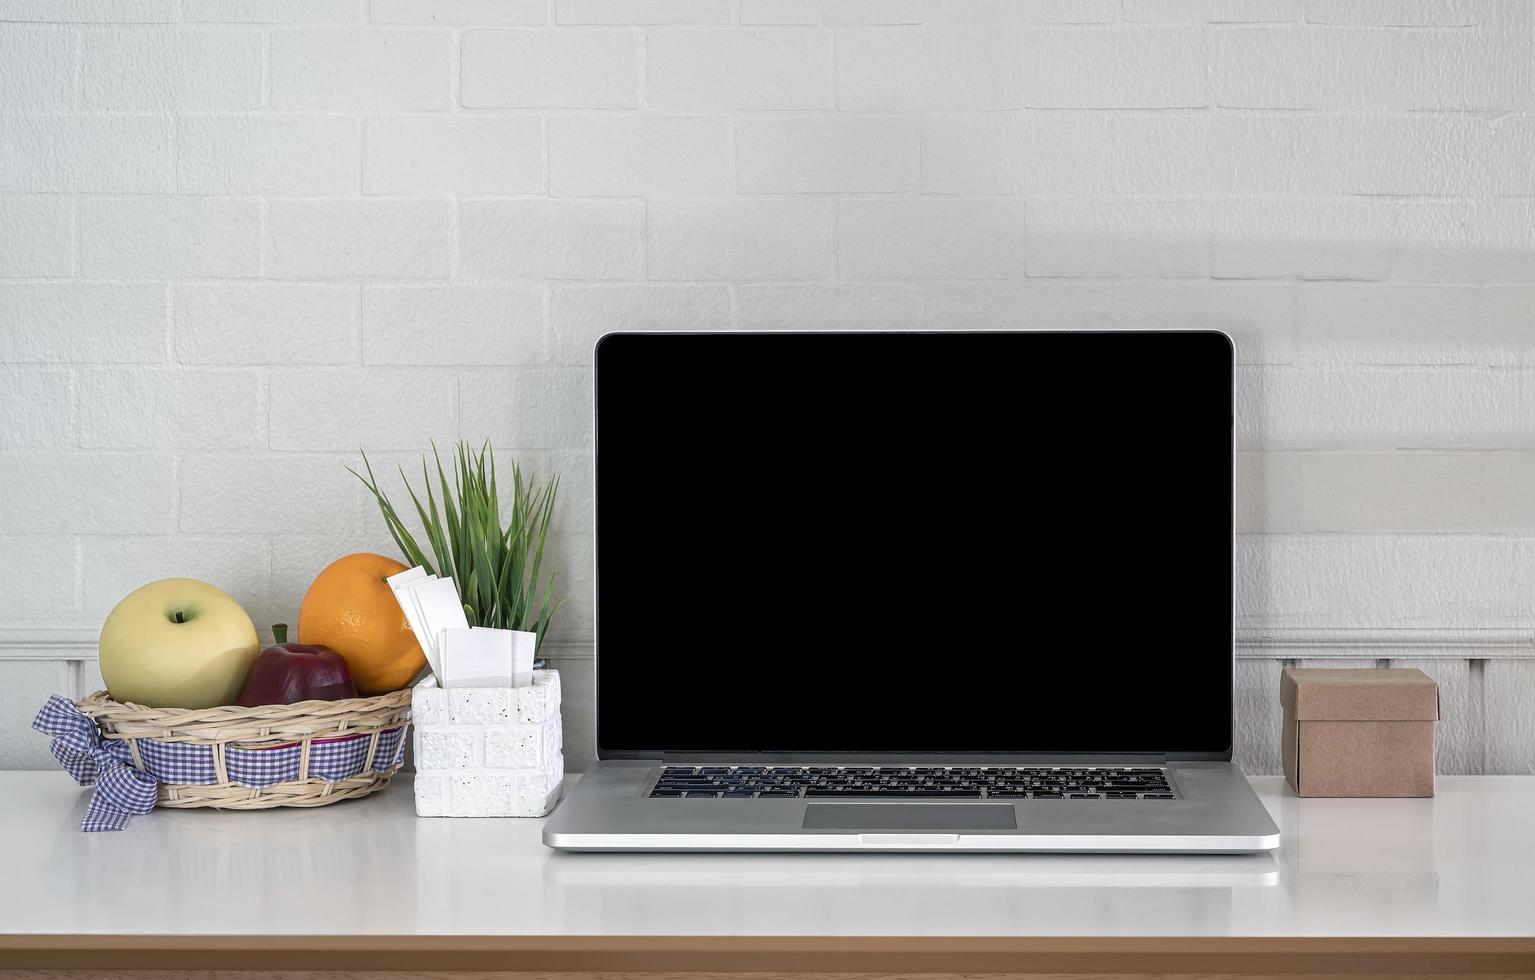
[{"x1": 544, "y1": 760, "x2": 1281, "y2": 854}]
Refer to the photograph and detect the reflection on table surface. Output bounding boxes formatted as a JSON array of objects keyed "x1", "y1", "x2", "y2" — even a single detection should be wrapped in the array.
[
  {"x1": 5, "y1": 773, "x2": 1534, "y2": 938},
  {"x1": 528, "y1": 850, "x2": 1276, "y2": 937}
]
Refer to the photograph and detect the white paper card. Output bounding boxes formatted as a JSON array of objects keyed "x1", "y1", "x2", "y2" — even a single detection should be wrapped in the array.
[
  {"x1": 386, "y1": 566, "x2": 428, "y2": 590},
  {"x1": 439, "y1": 627, "x2": 537, "y2": 689},
  {"x1": 386, "y1": 568, "x2": 471, "y2": 685},
  {"x1": 505, "y1": 629, "x2": 536, "y2": 688},
  {"x1": 405, "y1": 578, "x2": 441, "y2": 680},
  {"x1": 387, "y1": 567, "x2": 438, "y2": 679},
  {"x1": 385, "y1": 567, "x2": 537, "y2": 689},
  {"x1": 411, "y1": 576, "x2": 468, "y2": 669},
  {"x1": 440, "y1": 627, "x2": 510, "y2": 688}
]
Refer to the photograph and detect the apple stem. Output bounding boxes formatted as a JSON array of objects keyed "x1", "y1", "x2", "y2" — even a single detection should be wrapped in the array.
[
  {"x1": 173, "y1": 611, "x2": 185, "y2": 624},
  {"x1": 272, "y1": 623, "x2": 289, "y2": 644}
]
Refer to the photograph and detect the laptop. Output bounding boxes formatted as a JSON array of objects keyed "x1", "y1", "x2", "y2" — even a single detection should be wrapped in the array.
[{"x1": 543, "y1": 330, "x2": 1281, "y2": 853}]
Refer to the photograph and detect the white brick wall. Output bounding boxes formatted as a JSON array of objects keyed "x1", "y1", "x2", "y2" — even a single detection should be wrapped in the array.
[
  {"x1": 735, "y1": 116, "x2": 916, "y2": 193},
  {"x1": 80, "y1": 196, "x2": 261, "y2": 278},
  {"x1": 0, "y1": 28, "x2": 76, "y2": 109},
  {"x1": 270, "y1": 30, "x2": 452, "y2": 110},
  {"x1": 364, "y1": 116, "x2": 544, "y2": 195},
  {"x1": 1023, "y1": 26, "x2": 1208, "y2": 108},
  {"x1": 2, "y1": 0, "x2": 1534, "y2": 774},
  {"x1": 178, "y1": 116, "x2": 360, "y2": 195},
  {"x1": 649, "y1": 197, "x2": 834, "y2": 279},
  {"x1": 551, "y1": 284, "x2": 731, "y2": 360},
  {"x1": 363, "y1": 286, "x2": 547, "y2": 365},
  {"x1": 173, "y1": 283, "x2": 360, "y2": 365},
  {"x1": 649, "y1": 28, "x2": 831, "y2": 109},
  {"x1": 77, "y1": 368, "x2": 261, "y2": 449},
  {"x1": 267, "y1": 200, "x2": 452, "y2": 279},
  {"x1": 840, "y1": 198, "x2": 1026, "y2": 279},
  {"x1": 837, "y1": 28, "x2": 1021, "y2": 110},
  {"x1": 1, "y1": 283, "x2": 168, "y2": 362},
  {"x1": 0, "y1": 116, "x2": 171, "y2": 192},
  {"x1": 461, "y1": 199, "x2": 645, "y2": 280},
  {"x1": 81, "y1": 29, "x2": 264, "y2": 109},
  {"x1": 549, "y1": 115, "x2": 731, "y2": 196},
  {"x1": 461, "y1": 29, "x2": 639, "y2": 108}
]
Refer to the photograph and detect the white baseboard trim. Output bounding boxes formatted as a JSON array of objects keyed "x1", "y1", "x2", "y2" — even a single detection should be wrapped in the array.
[
  {"x1": 1234, "y1": 628, "x2": 1535, "y2": 659},
  {"x1": 0, "y1": 627, "x2": 598, "y2": 661},
  {"x1": 1, "y1": 626, "x2": 1531, "y2": 660},
  {"x1": 0, "y1": 628, "x2": 96, "y2": 658}
]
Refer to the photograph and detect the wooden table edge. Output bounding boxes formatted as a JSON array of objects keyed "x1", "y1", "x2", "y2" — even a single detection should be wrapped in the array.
[{"x1": 1, "y1": 935, "x2": 1533, "y2": 974}]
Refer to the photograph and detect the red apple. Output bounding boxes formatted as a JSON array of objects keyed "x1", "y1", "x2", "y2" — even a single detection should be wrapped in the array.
[{"x1": 236, "y1": 623, "x2": 358, "y2": 707}]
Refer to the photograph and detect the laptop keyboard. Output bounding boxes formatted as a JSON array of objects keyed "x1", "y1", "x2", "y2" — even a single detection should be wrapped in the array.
[{"x1": 648, "y1": 766, "x2": 1176, "y2": 800}]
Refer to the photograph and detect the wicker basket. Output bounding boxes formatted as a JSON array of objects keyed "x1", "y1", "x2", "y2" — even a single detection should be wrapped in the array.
[{"x1": 76, "y1": 689, "x2": 412, "y2": 810}]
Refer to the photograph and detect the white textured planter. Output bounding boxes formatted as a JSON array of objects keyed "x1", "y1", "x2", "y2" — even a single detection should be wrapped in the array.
[{"x1": 411, "y1": 670, "x2": 563, "y2": 817}]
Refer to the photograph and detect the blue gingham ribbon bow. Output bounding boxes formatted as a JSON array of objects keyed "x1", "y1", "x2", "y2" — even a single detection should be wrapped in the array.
[{"x1": 32, "y1": 695, "x2": 157, "y2": 832}]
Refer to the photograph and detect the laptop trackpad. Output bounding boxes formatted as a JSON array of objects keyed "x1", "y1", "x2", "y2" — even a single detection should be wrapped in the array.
[{"x1": 803, "y1": 803, "x2": 1017, "y2": 831}]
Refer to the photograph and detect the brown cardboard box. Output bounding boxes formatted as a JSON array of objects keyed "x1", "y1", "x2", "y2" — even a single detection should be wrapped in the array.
[{"x1": 1279, "y1": 668, "x2": 1439, "y2": 797}]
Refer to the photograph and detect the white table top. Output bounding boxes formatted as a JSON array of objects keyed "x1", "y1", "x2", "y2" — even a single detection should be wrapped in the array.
[{"x1": 3, "y1": 772, "x2": 1533, "y2": 939}]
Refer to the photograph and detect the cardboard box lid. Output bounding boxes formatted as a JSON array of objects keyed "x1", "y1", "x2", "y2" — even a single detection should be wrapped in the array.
[{"x1": 1279, "y1": 667, "x2": 1440, "y2": 722}]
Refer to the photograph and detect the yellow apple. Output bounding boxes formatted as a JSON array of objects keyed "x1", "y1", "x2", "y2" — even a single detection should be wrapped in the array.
[{"x1": 98, "y1": 578, "x2": 260, "y2": 709}]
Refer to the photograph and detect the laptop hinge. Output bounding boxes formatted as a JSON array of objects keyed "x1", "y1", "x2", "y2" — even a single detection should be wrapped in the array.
[
  {"x1": 656, "y1": 751, "x2": 1171, "y2": 765},
  {"x1": 1165, "y1": 751, "x2": 1230, "y2": 763}
]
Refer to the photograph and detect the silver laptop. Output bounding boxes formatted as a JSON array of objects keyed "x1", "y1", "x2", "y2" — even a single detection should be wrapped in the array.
[{"x1": 544, "y1": 331, "x2": 1280, "y2": 853}]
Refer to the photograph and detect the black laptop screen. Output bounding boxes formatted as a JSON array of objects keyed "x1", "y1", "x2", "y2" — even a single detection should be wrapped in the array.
[{"x1": 595, "y1": 331, "x2": 1234, "y2": 757}]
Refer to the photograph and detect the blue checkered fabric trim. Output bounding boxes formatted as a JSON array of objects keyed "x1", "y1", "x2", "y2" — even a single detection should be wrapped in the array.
[
  {"x1": 374, "y1": 727, "x2": 405, "y2": 770},
  {"x1": 226, "y1": 742, "x2": 303, "y2": 788},
  {"x1": 80, "y1": 795, "x2": 134, "y2": 833},
  {"x1": 224, "y1": 727, "x2": 408, "y2": 785},
  {"x1": 310, "y1": 735, "x2": 372, "y2": 781},
  {"x1": 32, "y1": 695, "x2": 158, "y2": 832},
  {"x1": 137, "y1": 739, "x2": 220, "y2": 785}
]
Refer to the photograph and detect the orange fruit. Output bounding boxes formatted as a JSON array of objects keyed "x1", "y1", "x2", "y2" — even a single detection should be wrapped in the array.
[{"x1": 298, "y1": 553, "x2": 425, "y2": 696}]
